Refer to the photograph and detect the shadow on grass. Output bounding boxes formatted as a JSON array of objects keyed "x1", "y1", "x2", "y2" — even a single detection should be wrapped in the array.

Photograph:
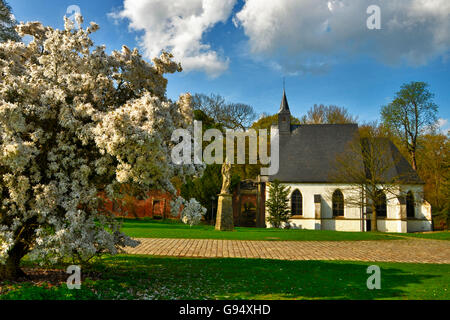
[
  {"x1": 2, "y1": 255, "x2": 448, "y2": 300},
  {"x1": 89, "y1": 255, "x2": 448, "y2": 300}
]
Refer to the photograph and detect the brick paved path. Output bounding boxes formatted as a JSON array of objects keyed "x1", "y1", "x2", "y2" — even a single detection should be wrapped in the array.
[{"x1": 125, "y1": 238, "x2": 450, "y2": 264}]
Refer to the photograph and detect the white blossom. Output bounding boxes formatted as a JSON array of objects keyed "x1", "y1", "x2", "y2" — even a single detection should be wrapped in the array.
[
  {"x1": 0, "y1": 16, "x2": 201, "y2": 265},
  {"x1": 181, "y1": 199, "x2": 206, "y2": 227}
]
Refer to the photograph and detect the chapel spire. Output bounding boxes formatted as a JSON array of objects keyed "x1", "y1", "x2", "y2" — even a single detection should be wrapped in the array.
[
  {"x1": 278, "y1": 84, "x2": 291, "y2": 134},
  {"x1": 279, "y1": 88, "x2": 290, "y2": 113}
]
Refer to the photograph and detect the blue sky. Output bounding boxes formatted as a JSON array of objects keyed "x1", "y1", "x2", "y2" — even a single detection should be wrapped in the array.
[{"x1": 8, "y1": 0, "x2": 450, "y2": 130}]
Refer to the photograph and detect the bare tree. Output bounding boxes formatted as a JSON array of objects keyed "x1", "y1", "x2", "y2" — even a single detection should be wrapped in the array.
[
  {"x1": 300, "y1": 104, "x2": 358, "y2": 124},
  {"x1": 330, "y1": 134, "x2": 408, "y2": 232},
  {"x1": 221, "y1": 103, "x2": 257, "y2": 131},
  {"x1": 192, "y1": 93, "x2": 258, "y2": 180},
  {"x1": 192, "y1": 93, "x2": 257, "y2": 130},
  {"x1": 192, "y1": 93, "x2": 225, "y2": 120}
]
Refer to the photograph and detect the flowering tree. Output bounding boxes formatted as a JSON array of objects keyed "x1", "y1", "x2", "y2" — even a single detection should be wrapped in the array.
[
  {"x1": 181, "y1": 199, "x2": 206, "y2": 226},
  {"x1": 0, "y1": 15, "x2": 200, "y2": 279}
]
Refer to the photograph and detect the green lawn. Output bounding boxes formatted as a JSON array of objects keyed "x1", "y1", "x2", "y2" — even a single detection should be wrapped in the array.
[
  {"x1": 1, "y1": 255, "x2": 448, "y2": 300},
  {"x1": 119, "y1": 219, "x2": 399, "y2": 241},
  {"x1": 394, "y1": 231, "x2": 450, "y2": 241}
]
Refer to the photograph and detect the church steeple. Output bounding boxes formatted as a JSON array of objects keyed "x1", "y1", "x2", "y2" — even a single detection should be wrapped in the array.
[
  {"x1": 278, "y1": 88, "x2": 291, "y2": 134},
  {"x1": 279, "y1": 89, "x2": 290, "y2": 113}
]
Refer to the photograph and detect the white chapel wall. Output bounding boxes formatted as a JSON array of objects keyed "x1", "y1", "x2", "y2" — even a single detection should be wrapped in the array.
[{"x1": 264, "y1": 182, "x2": 432, "y2": 233}]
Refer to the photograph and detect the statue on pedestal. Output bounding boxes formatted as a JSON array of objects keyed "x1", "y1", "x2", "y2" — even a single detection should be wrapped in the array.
[
  {"x1": 215, "y1": 158, "x2": 234, "y2": 231},
  {"x1": 220, "y1": 159, "x2": 232, "y2": 194}
]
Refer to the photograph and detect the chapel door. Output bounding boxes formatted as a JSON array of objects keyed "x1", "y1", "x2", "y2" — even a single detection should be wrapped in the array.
[
  {"x1": 366, "y1": 219, "x2": 371, "y2": 232},
  {"x1": 240, "y1": 202, "x2": 257, "y2": 227}
]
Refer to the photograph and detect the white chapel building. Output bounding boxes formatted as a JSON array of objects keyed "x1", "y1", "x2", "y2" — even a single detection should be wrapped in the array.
[{"x1": 261, "y1": 91, "x2": 432, "y2": 233}]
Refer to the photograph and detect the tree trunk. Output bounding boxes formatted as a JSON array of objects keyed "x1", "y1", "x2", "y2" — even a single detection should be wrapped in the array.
[
  {"x1": 371, "y1": 204, "x2": 378, "y2": 232},
  {"x1": 410, "y1": 151, "x2": 417, "y2": 171},
  {"x1": 0, "y1": 242, "x2": 28, "y2": 280},
  {"x1": 0, "y1": 220, "x2": 36, "y2": 280}
]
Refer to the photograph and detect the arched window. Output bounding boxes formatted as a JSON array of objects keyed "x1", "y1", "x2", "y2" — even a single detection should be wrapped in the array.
[
  {"x1": 406, "y1": 191, "x2": 415, "y2": 218},
  {"x1": 375, "y1": 190, "x2": 387, "y2": 218},
  {"x1": 291, "y1": 190, "x2": 302, "y2": 216},
  {"x1": 332, "y1": 189, "x2": 344, "y2": 217}
]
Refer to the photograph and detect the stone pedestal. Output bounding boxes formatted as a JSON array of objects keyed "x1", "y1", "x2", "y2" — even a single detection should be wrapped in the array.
[{"x1": 215, "y1": 193, "x2": 234, "y2": 231}]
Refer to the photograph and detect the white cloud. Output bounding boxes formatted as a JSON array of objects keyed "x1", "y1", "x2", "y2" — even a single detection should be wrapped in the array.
[
  {"x1": 110, "y1": 0, "x2": 237, "y2": 77},
  {"x1": 235, "y1": 0, "x2": 450, "y2": 74},
  {"x1": 437, "y1": 118, "x2": 450, "y2": 134}
]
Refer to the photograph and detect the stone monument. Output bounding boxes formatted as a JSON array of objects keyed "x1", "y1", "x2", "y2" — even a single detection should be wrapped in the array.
[{"x1": 215, "y1": 159, "x2": 234, "y2": 231}]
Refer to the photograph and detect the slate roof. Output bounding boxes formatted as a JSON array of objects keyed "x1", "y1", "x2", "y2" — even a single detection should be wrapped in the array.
[
  {"x1": 267, "y1": 124, "x2": 423, "y2": 184},
  {"x1": 362, "y1": 138, "x2": 423, "y2": 184}
]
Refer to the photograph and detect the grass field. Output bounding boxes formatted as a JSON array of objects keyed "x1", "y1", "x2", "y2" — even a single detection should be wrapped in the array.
[
  {"x1": 2, "y1": 219, "x2": 447, "y2": 300},
  {"x1": 1, "y1": 255, "x2": 448, "y2": 300},
  {"x1": 119, "y1": 219, "x2": 400, "y2": 241},
  {"x1": 395, "y1": 231, "x2": 450, "y2": 240}
]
